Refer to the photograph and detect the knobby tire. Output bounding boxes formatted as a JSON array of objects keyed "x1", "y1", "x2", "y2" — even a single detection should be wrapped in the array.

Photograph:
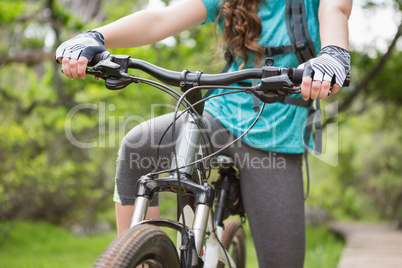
[
  {"x1": 94, "y1": 224, "x2": 179, "y2": 268},
  {"x1": 217, "y1": 219, "x2": 246, "y2": 268}
]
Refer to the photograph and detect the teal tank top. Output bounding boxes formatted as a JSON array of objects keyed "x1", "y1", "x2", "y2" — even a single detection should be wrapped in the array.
[{"x1": 201, "y1": 0, "x2": 320, "y2": 153}]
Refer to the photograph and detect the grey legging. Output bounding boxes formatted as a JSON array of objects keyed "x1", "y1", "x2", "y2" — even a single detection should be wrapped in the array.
[{"x1": 114, "y1": 111, "x2": 305, "y2": 268}]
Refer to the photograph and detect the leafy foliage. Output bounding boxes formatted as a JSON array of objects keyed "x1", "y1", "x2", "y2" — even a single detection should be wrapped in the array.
[
  {"x1": 307, "y1": 47, "x2": 402, "y2": 221},
  {"x1": 0, "y1": 0, "x2": 220, "y2": 225},
  {"x1": 0, "y1": 0, "x2": 401, "y2": 229}
]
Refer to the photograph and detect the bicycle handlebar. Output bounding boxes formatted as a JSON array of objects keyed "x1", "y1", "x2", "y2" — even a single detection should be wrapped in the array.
[
  {"x1": 130, "y1": 59, "x2": 266, "y2": 86},
  {"x1": 87, "y1": 51, "x2": 350, "y2": 91}
]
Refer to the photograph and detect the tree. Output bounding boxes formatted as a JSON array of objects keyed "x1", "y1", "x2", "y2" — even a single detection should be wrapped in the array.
[
  {"x1": 310, "y1": 0, "x2": 402, "y2": 221},
  {"x1": 1, "y1": 0, "x2": 400, "y2": 227},
  {"x1": 0, "y1": 0, "x2": 218, "y2": 226}
]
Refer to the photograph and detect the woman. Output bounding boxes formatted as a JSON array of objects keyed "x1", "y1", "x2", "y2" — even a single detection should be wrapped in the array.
[{"x1": 56, "y1": 0, "x2": 352, "y2": 266}]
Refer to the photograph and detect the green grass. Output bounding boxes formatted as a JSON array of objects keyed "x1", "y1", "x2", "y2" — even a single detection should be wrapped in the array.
[
  {"x1": 0, "y1": 220, "x2": 344, "y2": 268},
  {"x1": 0, "y1": 221, "x2": 116, "y2": 268},
  {"x1": 305, "y1": 226, "x2": 345, "y2": 267}
]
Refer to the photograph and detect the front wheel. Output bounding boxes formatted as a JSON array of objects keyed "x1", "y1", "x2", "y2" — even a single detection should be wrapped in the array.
[
  {"x1": 94, "y1": 224, "x2": 179, "y2": 268},
  {"x1": 217, "y1": 219, "x2": 246, "y2": 268}
]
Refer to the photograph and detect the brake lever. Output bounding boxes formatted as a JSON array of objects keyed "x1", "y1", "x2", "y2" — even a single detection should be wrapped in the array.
[
  {"x1": 286, "y1": 86, "x2": 301, "y2": 94},
  {"x1": 258, "y1": 74, "x2": 295, "y2": 93},
  {"x1": 252, "y1": 74, "x2": 301, "y2": 103},
  {"x1": 87, "y1": 60, "x2": 124, "y2": 78},
  {"x1": 86, "y1": 68, "x2": 107, "y2": 79},
  {"x1": 86, "y1": 60, "x2": 134, "y2": 90}
]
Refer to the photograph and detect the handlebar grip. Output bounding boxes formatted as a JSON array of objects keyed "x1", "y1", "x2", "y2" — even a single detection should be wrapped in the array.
[
  {"x1": 88, "y1": 51, "x2": 111, "y2": 67},
  {"x1": 292, "y1": 69, "x2": 304, "y2": 85},
  {"x1": 290, "y1": 68, "x2": 351, "y2": 87}
]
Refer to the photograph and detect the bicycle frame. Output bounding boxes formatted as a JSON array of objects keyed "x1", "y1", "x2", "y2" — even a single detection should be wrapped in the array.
[
  {"x1": 129, "y1": 105, "x2": 236, "y2": 266},
  {"x1": 86, "y1": 52, "x2": 351, "y2": 267}
]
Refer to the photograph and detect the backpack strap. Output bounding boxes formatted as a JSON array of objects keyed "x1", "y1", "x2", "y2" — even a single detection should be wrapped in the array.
[
  {"x1": 287, "y1": 0, "x2": 316, "y2": 62},
  {"x1": 205, "y1": 0, "x2": 319, "y2": 198},
  {"x1": 299, "y1": 97, "x2": 321, "y2": 199},
  {"x1": 263, "y1": 45, "x2": 296, "y2": 57},
  {"x1": 264, "y1": 0, "x2": 316, "y2": 63},
  {"x1": 205, "y1": 0, "x2": 316, "y2": 99}
]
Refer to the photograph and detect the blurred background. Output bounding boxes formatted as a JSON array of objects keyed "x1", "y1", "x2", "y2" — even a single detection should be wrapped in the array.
[{"x1": 0, "y1": 0, "x2": 401, "y2": 267}]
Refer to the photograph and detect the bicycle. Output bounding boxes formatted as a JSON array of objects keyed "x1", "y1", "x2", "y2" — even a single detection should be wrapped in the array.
[{"x1": 78, "y1": 51, "x2": 349, "y2": 268}]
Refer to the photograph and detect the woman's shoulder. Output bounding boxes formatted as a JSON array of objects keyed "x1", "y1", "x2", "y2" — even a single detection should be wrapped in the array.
[{"x1": 200, "y1": 0, "x2": 222, "y2": 23}]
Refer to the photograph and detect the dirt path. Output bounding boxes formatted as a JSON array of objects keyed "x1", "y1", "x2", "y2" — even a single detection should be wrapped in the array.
[{"x1": 330, "y1": 222, "x2": 402, "y2": 268}]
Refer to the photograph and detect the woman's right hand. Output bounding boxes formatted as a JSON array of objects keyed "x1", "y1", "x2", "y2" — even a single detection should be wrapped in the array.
[{"x1": 55, "y1": 30, "x2": 106, "y2": 79}]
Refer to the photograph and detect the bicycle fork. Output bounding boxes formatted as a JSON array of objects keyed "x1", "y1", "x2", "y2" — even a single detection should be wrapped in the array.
[{"x1": 130, "y1": 113, "x2": 214, "y2": 263}]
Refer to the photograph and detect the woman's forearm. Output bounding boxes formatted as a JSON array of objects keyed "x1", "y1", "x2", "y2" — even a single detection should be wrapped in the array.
[
  {"x1": 318, "y1": 0, "x2": 352, "y2": 50},
  {"x1": 95, "y1": 0, "x2": 207, "y2": 49}
]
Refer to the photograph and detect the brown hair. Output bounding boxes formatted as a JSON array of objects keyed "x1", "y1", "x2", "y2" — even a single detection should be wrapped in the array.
[{"x1": 216, "y1": 0, "x2": 264, "y2": 69}]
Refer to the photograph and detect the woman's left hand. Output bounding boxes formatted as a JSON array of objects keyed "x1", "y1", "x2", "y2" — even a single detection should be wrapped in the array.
[{"x1": 300, "y1": 45, "x2": 351, "y2": 100}]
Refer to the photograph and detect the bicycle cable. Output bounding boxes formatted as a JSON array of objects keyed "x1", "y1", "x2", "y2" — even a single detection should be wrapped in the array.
[
  {"x1": 132, "y1": 76, "x2": 213, "y2": 180},
  {"x1": 135, "y1": 78, "x2": 263, "y2": 243},
  {"x1": 148, "y1": 85, "x2": 265, "y2": 177},
  {"x1": 134, "y1": 76, "x2": 191, "y2": 109},
  {"x1": 153, "y1": 89, "x2": 252, "y2": 181},
  {"x1": 206, "y1": 212, "x2": 233, "y2": 268},
  {"x1": 125, "y1": 72, "x2": 267, "y2": 266},
  {"x1": 169, "y1": 84, "x2": 256, "y2": 233},
  {"x1": 145, "y1": 86, "x2": 264, "y2": 250}
]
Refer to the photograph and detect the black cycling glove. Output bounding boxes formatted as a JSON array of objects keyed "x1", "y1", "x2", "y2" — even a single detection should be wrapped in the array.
[
  {"x1": 55, "y1": 30, "x2": 106, "y2": 61},
  {"x1": 303, "y1": 45, "x2": 351, "y2": 87}
]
